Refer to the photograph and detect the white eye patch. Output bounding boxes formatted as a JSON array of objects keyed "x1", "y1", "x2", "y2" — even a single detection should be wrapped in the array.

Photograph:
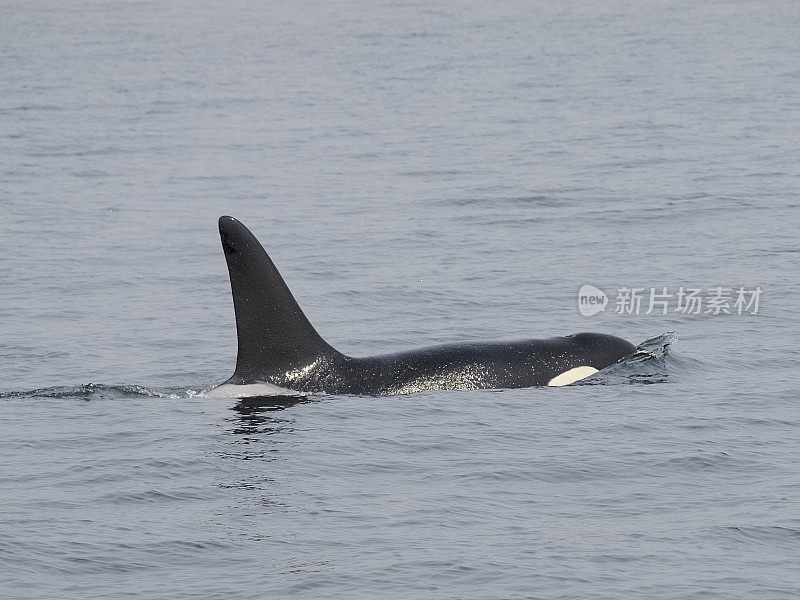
[{"x1": 547, "y1": 366, "x2": 599, "y2": 387}]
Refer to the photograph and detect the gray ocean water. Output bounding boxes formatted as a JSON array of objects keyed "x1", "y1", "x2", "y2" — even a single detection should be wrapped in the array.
[{"x1": 2, "y1": 1, "x2": 799, "y2": 598}]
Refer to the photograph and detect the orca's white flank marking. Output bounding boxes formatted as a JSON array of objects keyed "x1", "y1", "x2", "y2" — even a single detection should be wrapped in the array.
[
  {"x1": 547, "y1": 366, "x2": 599, "y2": 387},
  {"x1": 203, "y1": 382, "x2": 301, "y2": 398}
]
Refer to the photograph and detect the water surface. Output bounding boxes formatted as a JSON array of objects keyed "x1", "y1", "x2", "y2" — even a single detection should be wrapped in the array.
[{"x1": 2, "y1": 1, "x2": 799, "y2": 598}]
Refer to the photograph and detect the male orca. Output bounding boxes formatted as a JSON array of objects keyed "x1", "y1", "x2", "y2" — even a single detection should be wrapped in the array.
[{"x1": 206, "y1": 216, "x2": 636, "y2": 397}]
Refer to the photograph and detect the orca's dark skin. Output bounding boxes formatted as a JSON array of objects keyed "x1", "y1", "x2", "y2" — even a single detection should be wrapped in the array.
[{"x1": 210, "y1": 216, "x2": 636, "y2": 396}]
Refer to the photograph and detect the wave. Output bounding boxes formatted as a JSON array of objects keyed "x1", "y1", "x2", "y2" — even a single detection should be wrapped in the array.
[
  {"x1": 578, "y1": 331, "x2": 685, "y2": 386},
  {"x1": 0, "y1": 383, "x2": 181, "y2": 400}
]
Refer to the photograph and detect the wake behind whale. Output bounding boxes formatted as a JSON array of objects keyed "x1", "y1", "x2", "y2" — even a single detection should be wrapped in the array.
[{"x1": 206, "y1": 217, "x2": 664, "y2": 398}]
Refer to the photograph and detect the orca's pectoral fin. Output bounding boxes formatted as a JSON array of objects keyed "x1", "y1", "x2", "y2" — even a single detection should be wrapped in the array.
[{"x1": 218, "y1": 216, "x2": 339, "y2": 382}]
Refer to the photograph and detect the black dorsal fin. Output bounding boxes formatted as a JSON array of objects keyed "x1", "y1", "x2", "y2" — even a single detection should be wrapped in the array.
[{"x1": 218, "y1": 216, "x2": 339, "y2": 382}]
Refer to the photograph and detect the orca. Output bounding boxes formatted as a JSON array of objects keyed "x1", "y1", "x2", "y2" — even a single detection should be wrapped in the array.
[{"x1": 206, "y1": 216, "x2": 636, "y2": 397}]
